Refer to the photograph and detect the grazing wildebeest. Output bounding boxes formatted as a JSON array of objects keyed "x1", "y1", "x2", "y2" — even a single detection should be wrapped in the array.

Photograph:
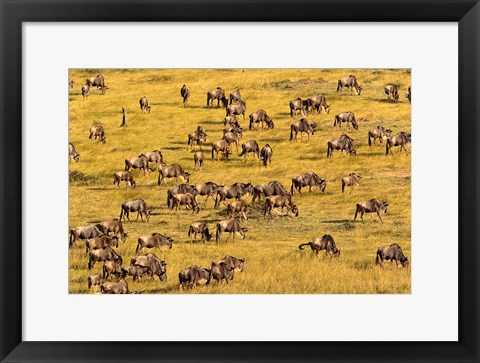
[
  {"x1": 224, "y1": 125, "x2": 243, "y2": 138},
  {"x1": 229, "y1": 89, "x2": 242, "y2": 105},
  {"x1": 179, "y1": 265, "x2": 212, "y2": 289},
  {"x1": 88, "y1": 247, "x2": 122, "y2": 270},
  {"x1": 69, "y1": 79, "x2": 75, "y2": 88},
  {"x1": 166, "y1": 184, "x2": 197, "y2": 209},
  {"x1": 194, "y1": 151, "x2": 204, "y2": 170},
  {"x1": 136, "y1": 233, "x2": 173, "y2": 254},
  {"x1": 223, "y1": 131, "x2": 242, "y2": 152},
  {"x1": 334, "y1": 112, "x2": 358, "y2": 130},
  {"x1": 81, "y1": 85, "x2": 90, "y2": 101},
  {"x1": 218, "y1": 256, "x2": 245, "y2": 272},
  {"x1": 210, "y1": 261, "x2": 235, "y2": 284},
  {"x1": 89, "y1": 125, "x2": 106, "y2": 144},
  {"x1": 252, "y1": 181, "x2": 289, "y2": 202},
  {"x1": 327, "y1": 134, "x2": 356, "y2": 157},
  {"x1": 264, "y1": 195, "x2": 299, "y2": 218},
  {"x1": 69, "y1": 142, "x2": 80, "y2": 162},
  {"x1": 187, "y1": 126, "x2": 207, "y2": 150},
  {"x1": 121, "y1": 265, "x2": 151, "y2": 282},
  {"x1": 226, "y1": 99, "x2": 247, "y2": 119},
  {"x1": 214, "y1": 181, "x2": 252, "y2": 209},
  {"x1": 376, "y1": 243, "x2": 409, "y2": 268},
  {"x1": 194, "y1": 182, "x2": 221, "y2": 205},
  {"x1": 120, "y1": 199, "x2": 150, "y2": 222},
  {"x1": 384, "y1": 84, "x2": 399, "y2": 102},
  {"x1": 211, "y1": 139, "x2": 232, "y2": 160},
  {"x1": 368, "y1": 126, "x2": 392, "y2": 146},
  {"x1": 207, "y1": 87, "x2": 228, "y2": 108},
  {"x1": 88, "y1": 273, "x2": 104, "y2": 290},
  {"x1": 144, "y1": 150, "x2": 164, "y2": 167},
  {"x1": 224, "y1": 115, "x2": 240, "y2": 127},
  {"x1": 100, "y1": 280, "x2": 129, "y2": 294},
  {"x1": 113, "y1": 171, "x2": 136, "y2": 189},
  {"x1": 173, "y1": 193, "x2": 200, "y2": 213},
  {"x1": 188, "y1": 222, "x2": 213, "y2": 243},
  {"x1": 180, "y1": 84, "x2": 190, "y2": 107},
  {"x1": 239, "y1": 140, "x2": 260, "y2": 161},
  {"x1": 307, "y1": 94, "x2": 330, "y2": 114},
  {"x1": 86, "y1": 74, "x2": 107, "y2": 94},
  {"x1": 131, "y1": 253, "x2": 167, "y2": 281},
  {"x1": 69, "y1": 224, "x2": 103, "y2": 247},
  {"x1": 386, "y1": 132, "x2": 411, "y2": 155},
  {"x1": 406, "y1": 86, "x2": 411, "y2": 103},
  {"x1": 290, "y1": 118, "x2": 317, "y2": 142},
  {"x1": 215, "y1": 218, "x2": 247, "y2": 243},
  {"x1": 289, "y1": 98, "x2": 307, "y2": 118},
  {"x1": 260, "y1": 144, "x2": 273, "y2": 167},
  {"x1": 291, "y1": 172, "x2": 326, "y2": 194},
  {"x1": 249, "y1": 110, "x2": 274, "y2": 131},
  {"x1": 99, "y1": 218, "x2": 127, "y2": 243},
  {"x1": 354, "y1": 199, "x2": 388, "y2": 223},
  {"x1": 337, "y1": 75, "x2": 362, "y2": 95},
  {"x1": 342, "y1": 173, "x2": 362, "y2": 194},
  {"x1": 157, "y1": 163, "x2": 190, "y2": 185},
  {"x1": 139, "y1": 96, "x2": 151, "y2": 113},
  {"x1": 85, "y1": 235, "x2": 118, "y2": 256},
  {"x1": 103, "y1": 260, "x2": 121, "y2": 279},
  {"x1": 125, "y1": 154, "x2": 150, "y2": 175},
  {"x1": 227, "y1": 200, "x2": 248, "y2": 220},
  {"x1": 299, "y1": 235, "x2": 340, "y2": 257}
]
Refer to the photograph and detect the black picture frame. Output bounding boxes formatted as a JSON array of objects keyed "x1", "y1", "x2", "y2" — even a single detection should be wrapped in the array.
[{"x1": 1, "y1": 1, "x2": 479, "y2": 362}]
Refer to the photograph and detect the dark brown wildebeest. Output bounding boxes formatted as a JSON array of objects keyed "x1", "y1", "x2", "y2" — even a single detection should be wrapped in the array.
[
  {"x1": 144, "y1": 150, "x2": 164, "y2": 167},
  {"x1": 69, "y1": 79, "x2": 75, "y2": 88},
  {"x1": 131, "y1": 253, "x2": 167, "y2": 281},
  {"x1": 180, "y1": 84, "x2": 190, "y2": 107},
  {"x1": 210, "y1": 261, "x2": 235, "y2": 284},
  {"x1": 113, "y1": 171, "x2": 136, "y2": 189},
  {"x1": 406, "y1": 86, "x2": 411, "y2": 103},
  {"x1": 86, "y1": 74, "x2": 108, "y2": 94},
  {"x1": 215, "y1": 218, "x2": 247, "y2": 243},
  {"x1": 368, "y1": 126, "x2": 392, "y2": 146},
  {"x1": 239, "y1": 140, "x2": 260, "y2": 161},
  {"x1": 334, "y1": 112, "x2": 358, "y2": 130},
  {"x1": 87, "y1": 273, "x2": 104, "y2": 291},
  {"x1": 125, "y1": 154, "x2": 150, "y2": 175},
  {"x1": 69, "y1": 224, "x2": 103, "y2": 247},
  {"x1": 290, "y1": 118, "x2": 317, "y2": 142},
  {"x1": 218, "y1": 256, "x2": 245, "y2": 272},
  {"x1": 224, "y1": 125, "x2": 243, "y2": 138},
  {"x1": 188, "y1": 222, "x2": 213, "y2": 243},
  {"x1": 211, "y1": 139, "x2": 232, "y2": 160},
  {"x1": 227, "y1": 200, "x2": 248, "y2": 220},
  {"x1": 187, "y1": 126, "x2": 207, "y2": 150},
  {"x1": 289, "y1": 98, "x2": 307, "y2": 118},
  {"x1": 249, "y1": 110, "x2": 274, "y2": 131},
  {"x1": 99, "y1": 218, "x2": 127, "y2": 243},
  {"x1": 226, "y1": 99, "x2": 247, "y2": 120},
  {"x1": 173, "y1": 193, "x2": 200, "y2": 213},
  {"x1": 89, "y1": 125, "x2": 106, "y2": 144},
  {"x1": 136, "y1": 233, "x2": 173, "y2": 254},
  {"x1": 223, "y1": 131, "x2": 241, "y2": 153},
  {"x1": 139, "y1": 96, "x2": 151, "y2": 113},
  {"x1": 307, "y1": 94, "x2": 330, "y2": 114},
  {"x1": 85, "y1": 235, "x2": 119, "y2": 256},
  {"x1": 100, "y1": 280, "x2": 129, "y2": 294},
  {"x1": 384, "y1": 84, "x2": 399, "y2": 102},
  {"x1": 121, "y1": 265, "x2": 151, "y2": 282},
  {"x1": 229, "y1": 89, "x2": 242, "y2": 105},
  {"x1": 194, "y1": 182, "x2": 221, "y2": 205},
  {"x1": 354, "y1": 199, "x2": 388, "y2": 223},
  {"x1": 214, "y1": 181, "x2": 252, "y2": 209},
  {"x1": 88, "y1": 247, "x2": 122, "y2": 270},
  {"x1": 103, "y1": 260, "x2": 121, "y2": 279},
  {"x1": 120, "y1": 198, "x2": 150, "y2": 222},
  {"x1": 342, "y1": 173, "x2": 362, "y2": 194},
  {"x1": 69, "y1": 142, "x2": 80, "y2": 162},
  {"x1": 252, "y1": 181, "x2": 289, "y2": 202},
  {"x1": 260, "y1": 144, "x2": 273, "y2": 167},
  {"x1": 224, "y1": 115, "x2": 240, "y2": 127},
  {"x1": 194, "y1": 151, "x2": 204, "y2": 170},
  {"x1": 264, "y1": 195, "x2": 299, "y2": 218},
  {"x1": 337, "y1": 75, "x2": 362, "y2": 95},
  {"x1": 327, "y1": 134, "x2": 356, "y2": 157},
  {"x1": 179, "y1": 265, "x2": 212, "y2": 289},
  {"x1": 166, "y1": 184, "x2": 197, "y2": 209},
  {"x1": 81, "y1": 85, "x2": 90, "y2": 101},
  {"x1": 299, "y1": 235, "x2": 340, "y2": 257},
  {"x1": 376, "y1": 243, "x2": 409, "y2": 268},
  {"x1": 386, "y1": 132, "x2": 411, "y2": 155},
  {"x1": 291, "y1": 172, "x2": 326, "y2": 194},
  {"x1": 157, "y1": 163, "x2": 190, "y2": 185},
  {"x1": 207, "y1": 87, "x2": 228, "y2": 108}
]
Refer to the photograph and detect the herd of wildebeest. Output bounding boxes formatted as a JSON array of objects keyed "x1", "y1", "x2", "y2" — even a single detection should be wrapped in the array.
[{"x1": 69, "y1": 73, "x2": 411, "y2": 294}]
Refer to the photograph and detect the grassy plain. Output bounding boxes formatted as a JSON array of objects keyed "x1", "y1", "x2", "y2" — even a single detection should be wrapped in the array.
[{"x1": 69, "y1": 68, "x2": 411, "y2": 294}]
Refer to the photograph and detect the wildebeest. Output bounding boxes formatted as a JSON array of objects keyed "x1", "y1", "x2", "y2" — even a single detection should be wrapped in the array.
[
  {"x1": 299, "y1": 235, "x2": 340, "y2": 257},
  {"x1": 337, "y1": 75, "x2": 362, "y2": 95},
  {"x1": 218, "y1": 256, "x2": 245, "y2": 272},
  {"x1": 88, "y1": 247, "x2": 122, "y2": 270},
  {"x1": 215, "y1": 218, "x2": 247, "y2": 243},
  {"x1": 121, "y1": 265, "x2": 151, "y2": 282},
  {"x1": 211, "y1": 139, "x2": 232, "y2": 160},
  {"x1": 252, "y1": 181, "x2": 289, "y2": 202},
  {"x1": 187, "y1": 126, "x2": 207, "y2": 150},
  {"x1": 99, "y1": 218, "x2": 127, "y2": 243},
  {"x1": 368, "y1": 126, "x2": 392, "y2": 146},
  {"x1": 86, "y1": 74, "x2": 107, "y2": 94},
  {"x1": 264, "y1": 195, "x2": 299, "y2": 218},
  {"x1": 89, "y1": 125, "x2": 106, "y2": 144},
  {"x1": 210, "y1": 261, "x2": 235, "y2": 284},
  {"x1": 229, "y1": 89, "x2": 241, "y2": 105},
  {"x1": 384, "y1": 84, "x2": 399, "y2": 102},
  {"x1": 291, "y1": 172, "x2": 326, "y2": 194},
  {"x1": 194, "y1": 151, "x2": 204, "y2": 170},
  {"x1": 289, "y1": 98, "x2": 307, "y2": 118},
  {"x1": 194, "y1": 182, "x2": 221, "y2": 205},
  {"x1": 131, "y1": 253, "x2": 167, "y2": 281},
  {"x1": 342, "y1": 173, "x2": 362, "y2": 194},
  {"x1": 144, "y1": 150, "x2": 164, "y2": 167},
  {"x1": 224, "y1": 115, "x2": 240, "y2": 127},
  {"x1": 227, "y1": 200, "x2": 248, "y2": 220},
  {"x1": 354, "y1": 199, "x2": 388, "y2": 223},
  {"x1": 307, "y1": 94, "x2": 330, "y2": 114},
  {"x1": 69, "y1": 142, "x2": 79, "y2": 162},
  {"x1": 173, "y1": 193, "x2": 200, "y2": 213},
  {"x1": 139, "y1": 96, "x2": 151, "y2": 113},
  {"x1": 69, "y1": 224, "x2": 103, "y2": 247},
  {"x1": 85, "y1": 235, "x2": 118, "y2": 256},
  {"x1": 406, "y1": 86, "x2": 411, "y2": 103},
  {"x1": 327, "y1": 134, "x2": 356, "y2": 157},
  {"x1": 157, "y1": 163, "x2": 190, "y2": 185},
  {"x1": 188, "y1": 222, "x2": 213, "y2": 243},
  {"x1": 136, "y1": 233, "x2": 173, "y2": 254},
  {"x1": 125, "y1": 154, "x2": 150, "y2": 175},
  {"x1": 103, "y1": 260, "x2": 121, "y2": 279},
  {"x1": 224, "y1": 124, "x2": 243, "y2": 137},
  {"x1": 166, "y1": 184, "x2": 197, "y2": 209},
  {"x1": 226, "y1": 99, "x2": 247, "y2": 119},
  {"x1": 87, "y1": 273, "x2": 104, "y2": 290},
  {"x1": 207, "y1": 87, "x2": 228, "y2": 108},
  {"x1": 249, "y1": 110, "x2": 274, "y2": 131},
  {"x1": 113, "y1": 171, "x2": 136, "y2": 189},
  {"x1": 180, "y1": 84, "x2": 190, "y2": 107},
  {"x1": 223, "y1": 131, "x2": 242, "y2": 153},
  {"x1": 334, "y1": 112, "x2": 358, "y2": 130},
  {"x1": 100, "y1": 280, "x2": 129, "y2": 294},
  {"x1": 239, "y1": 139, "x2": 260, "y2": 161},
  {"x1": 290, "y1": 118, "x2": 316, "y2": 142},
  {"x1": 69, "y1": 79, "x2": 75, "y2": 88},
  {"x1": 260, "y1": 144, "x2": 273, "y2": 167},
  {"x1": 214, "y1": 181, "x2": 252, "y2": 209},
  {"x1": 179, "y1": 265, "x2": 211, "y2": 289},
  {"x1": 81, "y1": 85, "x2": 90, "y2": 101},
  {"x1": 376, "y1": 243, "x2": 409, "y2": 268},
  {"x1": 120, "y1": 199, "x2": 150, "y2": 222},
  {"x1": 386, "y1": 132, "x2": 411, "y2": 155}
]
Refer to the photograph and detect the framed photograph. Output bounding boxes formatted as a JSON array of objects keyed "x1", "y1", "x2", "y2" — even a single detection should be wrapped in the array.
[{"x1": 1, "y1": 0, "x2": 479, "y2": 362}]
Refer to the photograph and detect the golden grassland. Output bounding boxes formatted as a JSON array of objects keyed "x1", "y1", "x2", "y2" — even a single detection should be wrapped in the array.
[{"x1": 69, "y1": 68, "x2": 411, "y2": 294}]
